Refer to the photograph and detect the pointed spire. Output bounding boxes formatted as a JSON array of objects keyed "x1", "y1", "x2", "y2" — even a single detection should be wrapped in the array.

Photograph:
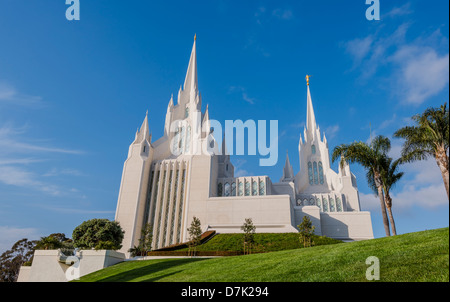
[
  {"x1": 282, "y1": 150, "x2": 294, "y2": 181},
  {"x1": 183, "y1": 35, "x2": 198, "y2": 95},
  {"x1": 168, "y1": 94, "x2": 174, "y2": 109},
  {"x1": 221, "y1": 131, "x2": 229, "y2": 156},
  {"x1": 138, "y1": 111, "x2": 150, "y2": 142},
  {"x1": 306, "y1": 79, "x2": 317, "y2": 132}
]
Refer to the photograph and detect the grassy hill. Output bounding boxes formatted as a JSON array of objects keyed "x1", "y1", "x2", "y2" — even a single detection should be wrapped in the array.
[{"x1": 76, "y1": 227, "x2": 449, "y2": 282}]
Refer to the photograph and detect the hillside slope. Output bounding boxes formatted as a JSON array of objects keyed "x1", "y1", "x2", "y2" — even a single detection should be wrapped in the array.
[{"x1": 76, "y1": 228, "x2": 449, "y2": 282}]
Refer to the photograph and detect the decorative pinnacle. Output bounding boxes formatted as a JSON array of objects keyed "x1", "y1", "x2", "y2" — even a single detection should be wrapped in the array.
[
  {"x1": 306, "y1": 75, "x2": 311, "y2": 86},
  {"x1": 194, "y1": 33, "x2": 196, "y2": 41}
]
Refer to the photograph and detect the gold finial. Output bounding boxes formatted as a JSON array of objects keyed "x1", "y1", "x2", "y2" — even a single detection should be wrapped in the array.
[
  {"x1": 306, "y1": 75, "x2": 311, "y2": 86},
  {"x1": 194, "y1": 33, "x2": 196, "y2": 41}
]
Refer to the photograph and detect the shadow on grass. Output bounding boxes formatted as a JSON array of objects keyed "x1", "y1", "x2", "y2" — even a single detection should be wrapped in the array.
[{"x1": 95, "y1": 258, "x2": 207, "y2": 282}]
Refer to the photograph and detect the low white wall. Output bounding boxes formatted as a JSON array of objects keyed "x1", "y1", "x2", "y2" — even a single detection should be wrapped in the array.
[
  {"x1": 17, "y1": 249, "x2": 125, "y2": 282},
  {"x1": 320, "y1": 211, "x2": 374, "y2": 240},
  {"x1": 204, "y1": 195, "x2": 297, "y2": 233}
]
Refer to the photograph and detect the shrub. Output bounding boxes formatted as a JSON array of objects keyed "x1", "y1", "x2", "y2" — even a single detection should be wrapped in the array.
[{"x1": 72, "y1": 219, "x2": 124, "y2": 250}]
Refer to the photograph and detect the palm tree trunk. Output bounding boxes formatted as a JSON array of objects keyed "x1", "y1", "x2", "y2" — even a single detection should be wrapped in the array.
[
  {"x1": 436, "y1": 147, "x2": 449, "y2": 200},
  {"x1": 378, "y1": 186, "x2": 391, "y2": 237},
  {"x1": 385, "y1": 194, "x2": 397, "y2": 236}
]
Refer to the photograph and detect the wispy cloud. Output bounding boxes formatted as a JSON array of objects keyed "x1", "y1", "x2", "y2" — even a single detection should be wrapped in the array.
[
  {"x1": 343, "y1": 23, "x2": 449, "y2": 105},
  {"x1": 0, "y1": 123, "x2": 84, "y2": 155},
  {"x1": 228, "y1": 86, "x2": 256, "y2": 104},
  {"x1": 0, "y1": 82, "x2": 43, "y2": 106}
]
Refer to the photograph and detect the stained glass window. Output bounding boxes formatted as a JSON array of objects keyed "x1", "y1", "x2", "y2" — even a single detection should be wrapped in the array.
[
  {"x1": 313, "y1": 162, "x2": 319, "y2": 185},
  {"x1": 329, "y1": 197, "x2": 335, "y2": 212},
  {"x1": 224, "y1": 182, "x2": 231, "y2": 196},
  {"x1": 308, "y1": 162, "x2": 313, "y2": 185},
  {"x1": 336, "y1": 196, "x2": 342, "y2": 212},
  {"x1": 259, "y1": 180, "x2": 265, "y2": 195},
  {"x1": 218, "y1": 183, "x2": 223, "y2": 197},
  {"x1": 238, "y1": 182, "x2": 244, "y2": 196},
  {"x1": 322, "y1": 197, "x2": 328, "y2": 212},
  {"x1": 311, "y1": 145, "x2": 316, "y2": 154},
  {"x1": 245, "y1": 181, "x2": 250, "y2": 196},
  {"x1": 252, "y1": 180, "x2": 258, "y2": 196},
  {"x1": 231, "y1": 182, "x2": 236, "y2": 196},
  {"x1": 316, "y1": 197, "x2": 321, "y2": 210},
  {"x1": 318, "y1": 161, "x2": 324, "y2": 185}
]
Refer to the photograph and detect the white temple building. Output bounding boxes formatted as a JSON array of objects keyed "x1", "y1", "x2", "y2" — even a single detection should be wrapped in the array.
[{"x1": 114, "y1": 37, "x2": 374, "y2": 254}]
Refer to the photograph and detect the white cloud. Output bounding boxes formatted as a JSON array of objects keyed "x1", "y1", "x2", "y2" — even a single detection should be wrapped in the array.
[
  {"x1": 228, "y1": 86, "x2": 256, "y2": 104},
  {"x1": 325, "y1": 125, "x2": 340, "y2": 139},
  {"x1": 389, "y1": 46, "x2": 449, "y2": 105},
  {"x1": 0, "y1": 82, "x2": 43, "y2": 106},
  {"x1": 344, "y1": 24, "x2": 449, "y2": 105},
  {"x1": 383, "y1": 3, "x2": 413, "y2": 19},
  {"x1": 272, "y1": 8, "x2": 293, "y2": 20}
]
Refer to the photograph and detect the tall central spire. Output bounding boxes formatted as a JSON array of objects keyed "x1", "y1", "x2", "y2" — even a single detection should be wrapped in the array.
[
  {"x1": 306, "y1": 76, "x2": 317, "y2": 131},
  {"x1": 183, "y1": 35, "x2": 198, "y2": 94}
]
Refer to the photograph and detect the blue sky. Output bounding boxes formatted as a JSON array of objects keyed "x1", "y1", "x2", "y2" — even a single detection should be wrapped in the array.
[{"x1": 0, "y1": 0, "x2": 448, "y2": 253}]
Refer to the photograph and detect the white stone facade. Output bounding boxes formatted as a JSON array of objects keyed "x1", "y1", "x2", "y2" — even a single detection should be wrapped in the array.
[{"x1": 114, "y1": 38, "x2": 374, "y2": 255}]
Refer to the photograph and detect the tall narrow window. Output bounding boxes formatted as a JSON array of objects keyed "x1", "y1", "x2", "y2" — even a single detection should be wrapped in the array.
[
  {"x1": 311, "y1": 145, "x2": 316, "y2": 154},
  {"x1": 318, "y1": 161, "x2": 324, "y2": 185},
  {"x1": 308, "y1": 162, "x2": 313, "y2": 185},
  {"x1": 224, "y1": 182, "x2": 231, "y2": 196},
  {"x1": 259, "y1": 180, "x2": 265, "y2": 195},
  {"x1": 336, "y1": 196, "x2": 343, "y2": 212},
  {"x1": 313, "y1": 161, "x2": 319, "y2": 185},
  {"x1": 238, "y1": 182, "x2": 244, "y2": 196},
  {"x1": 329, "y1": 197, "x2": 335, "y2": 212},
  {"x1": 218, "y1": 183, "x2": 223, "y2": 197},
  {"x1": 245, "y1": 181, "x2": 250, "y2": 196},
  {"x1": 185, "y1": 107, "x2": 189, "y2": 118},
  {"x1": 231, "y1": 182, "x2": 236, "y2": 196},
  {"x1": 322, "y1": 197, "x2": 328, "y2": 212},
  {"x1": 252, "y1": 180, "x2": 258, "y2": 196}
]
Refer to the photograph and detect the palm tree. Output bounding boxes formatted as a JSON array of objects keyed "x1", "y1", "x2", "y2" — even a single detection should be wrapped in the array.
[
  {"x1": 332, "y1": 135, "x2": 392, "y2": 237},
  {"x1": 394, "y1": 103, "x2": 449, "y2": 200},
  {"x1": 367, "y1": 156, "x2": 404, "y2": 235}
]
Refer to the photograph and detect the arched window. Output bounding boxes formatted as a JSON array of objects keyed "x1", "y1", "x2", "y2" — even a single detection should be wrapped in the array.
[
  {"x1": 172, "y1": 127, "x2": 180, "y2": 155},
  {"x1": 303, "y1": 198, "x2": 308, "y2": 205},
  {"x1": 185, "y1": 106, "x2": 189, "y2": 118},
  {"x1": 310, "y1": 198, "x2": 316, "y2": 206},
  {"x1": 245, "y1": 181, "x2": 250, "y2": 196},
  {"x1": 224, "y1": 182, "x2": 231, "y2": 196},
  {"x1": 313, "y1": 162, "x2": 319, "y2": 185},
  {"x1": 238, "y1": 182, "x2": 244, "y2": 196},
  {"x1": 252, "y1": 180, "x2": 258, "y2": 196},
  {"x1": 308, "y1": 162, "x2": 313, "y2": 185},
  {"x1": 311, "y1": 145, "x2": 316, "y2": 154},
  {"x1": 231, "y1": 182, "x2": 236, "y2": 196},
  {"x1": 336, "y1": 196, "x2": 343, "y2": 212},
  {"x1": 259, "y1": 180, "x2": 265, "y2": 195},
  {"x1": 329, "y1": 197, "x2": 335, "y2": 212},
  {"x1": 218, "y1": 183, "x2": 223, "y2": 197},
  {"x1": 322, "y1": 197, "x2": 328, "y2": 212},
  {"x1": 316, "y1": 197, "x2": 321, "y2": 210},
  {"x1": 318, "y1": 161, "x2": 324, "y2": 185}
]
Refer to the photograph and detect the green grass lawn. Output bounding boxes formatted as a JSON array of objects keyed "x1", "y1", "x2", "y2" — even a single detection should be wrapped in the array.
[{"x1": 76, "y1": 227, "x2": 449, "y2": 282}]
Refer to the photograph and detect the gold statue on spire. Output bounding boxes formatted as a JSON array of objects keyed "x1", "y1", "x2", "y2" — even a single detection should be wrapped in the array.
[
  {"x1": 306, "y1": 75, "x2": 311, "y2": 86},
  {"x1": 194, "y1": 33, "x2": 197, "y2": 41}
]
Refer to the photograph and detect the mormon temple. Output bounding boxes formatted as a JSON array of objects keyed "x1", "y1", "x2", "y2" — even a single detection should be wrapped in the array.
[{"x1": 114, "y1": 37, "x2": 374, "y2": 254}]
